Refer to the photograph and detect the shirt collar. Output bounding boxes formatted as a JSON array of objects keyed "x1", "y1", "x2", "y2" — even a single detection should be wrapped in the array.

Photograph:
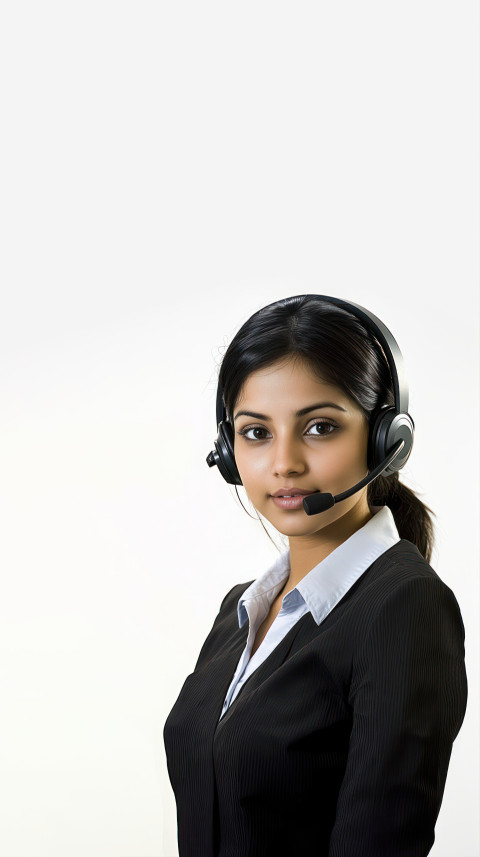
[{"x1": 237, "y1": 505, "x2": 401, "y2": 627}]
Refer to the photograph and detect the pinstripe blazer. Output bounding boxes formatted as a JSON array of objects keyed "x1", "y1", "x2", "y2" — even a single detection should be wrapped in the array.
[{"x1": 163, "y1": 539, "x2": 468, "y2": 857}]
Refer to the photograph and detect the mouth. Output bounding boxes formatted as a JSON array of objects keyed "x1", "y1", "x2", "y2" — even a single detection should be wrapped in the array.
[
  {"x1": 271, "y1": 489, "x2": 319, "y2": 498},
  {"x1": 270, "y1": 491, "x2": 319, "y2": 511}
]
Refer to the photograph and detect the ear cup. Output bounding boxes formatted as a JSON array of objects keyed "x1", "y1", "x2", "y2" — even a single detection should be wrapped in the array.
[
  {"x1": 368, "y1": 406, "x2": 415, "y2": 476},
  {"x1": 207, "y1": 420, "x2": 242, "y2": 485}
]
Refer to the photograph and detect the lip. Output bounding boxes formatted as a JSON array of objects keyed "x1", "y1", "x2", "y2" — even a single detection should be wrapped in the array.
[
  {"x1": 270, "y1": 488, "x2": 319, "y2": 512},
  {"x1": 271, "y1": 488, "x2": 317, "y2": 497},
  {"x1": 271, "y1": 495, "x2": 314, "y2": 510}
]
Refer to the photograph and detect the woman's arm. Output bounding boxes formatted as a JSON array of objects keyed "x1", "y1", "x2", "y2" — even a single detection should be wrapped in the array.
[{"x1": 328, "y1": 575, "x2": 468, "y2": 857}]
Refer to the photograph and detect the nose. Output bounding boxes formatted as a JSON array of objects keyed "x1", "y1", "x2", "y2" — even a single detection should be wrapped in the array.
[{"x1": 271, "y1": 432, "x2": 306, "y2": 477}]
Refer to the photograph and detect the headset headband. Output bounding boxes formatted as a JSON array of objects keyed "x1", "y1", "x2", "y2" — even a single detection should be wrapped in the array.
[{"x1": 215, "y1": 294, "x2": 408, "y2": 427}]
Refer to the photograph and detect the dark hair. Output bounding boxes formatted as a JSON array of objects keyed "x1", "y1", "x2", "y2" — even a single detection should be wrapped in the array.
[{"x1": 218, "y1": 295, "x2": 436, "y2": 564}]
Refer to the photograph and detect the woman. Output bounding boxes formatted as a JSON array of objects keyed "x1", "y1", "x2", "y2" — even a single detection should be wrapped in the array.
[{"x1": 163, "y1": 294, "x2": 468, "y2": 857}]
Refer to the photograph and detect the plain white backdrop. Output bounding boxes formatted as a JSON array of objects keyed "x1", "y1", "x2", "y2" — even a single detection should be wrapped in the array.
[{"x1": 0, "y1": 2, "x2": 478, "y2": 856}]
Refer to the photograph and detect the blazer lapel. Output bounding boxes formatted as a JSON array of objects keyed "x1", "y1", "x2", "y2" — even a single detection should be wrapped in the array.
[{"x1": 215, "y1": 610, "x2": 316, "y2": 724}]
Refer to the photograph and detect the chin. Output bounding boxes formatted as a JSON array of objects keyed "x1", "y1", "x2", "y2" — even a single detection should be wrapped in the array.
[{"x1": 270, "y1": 514, "x2": 332, "y2": 533}]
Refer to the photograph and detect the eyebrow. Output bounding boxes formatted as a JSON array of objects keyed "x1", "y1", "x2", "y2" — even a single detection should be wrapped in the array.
[{"x1": 233, "y1": 402, "x2": 347, "y2": 421}]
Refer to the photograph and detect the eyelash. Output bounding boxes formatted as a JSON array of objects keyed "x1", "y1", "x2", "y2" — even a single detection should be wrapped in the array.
[{"x1": 237, "y1": 419, "x2": 339, "y2": 442}]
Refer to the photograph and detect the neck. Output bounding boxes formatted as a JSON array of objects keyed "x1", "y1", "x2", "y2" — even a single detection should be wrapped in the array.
[{"x1": 285, "y1": 498, "x2": 374, "y2": 592}]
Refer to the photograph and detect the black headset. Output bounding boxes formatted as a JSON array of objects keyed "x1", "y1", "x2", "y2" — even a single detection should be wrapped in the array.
[{"x1": 206, "y1": 295, "x2": 415, "y2": 516}]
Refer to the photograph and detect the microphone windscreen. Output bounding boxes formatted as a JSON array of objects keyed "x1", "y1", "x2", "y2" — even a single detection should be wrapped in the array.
[{"x1": 302, "y1": 492, "x2": 335, "y2": 515}]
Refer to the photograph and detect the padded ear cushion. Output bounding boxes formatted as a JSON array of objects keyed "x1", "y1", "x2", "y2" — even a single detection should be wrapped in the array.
[
  {"x1": 369, "y1": 406, "x2": 415, "y2": 476},
  {"x1": 215, "y1": 420, "x2": 243, "y2": 485}
]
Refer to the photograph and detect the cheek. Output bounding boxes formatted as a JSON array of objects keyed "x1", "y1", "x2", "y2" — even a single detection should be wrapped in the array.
[
  {"x1": 234, "y1": 446, "x2": 274, "y2": 496},
  {"x1": 313, "y1": 433, "x2": 368, "y2": 480},
  {"x1": 234, "y1": 448, "x2": 267, "y2": 485}
]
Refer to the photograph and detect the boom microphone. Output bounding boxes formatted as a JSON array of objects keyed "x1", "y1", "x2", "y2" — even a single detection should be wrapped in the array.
[{"x1": 302, "y1": 439, "x2": 405, "y2": 516}]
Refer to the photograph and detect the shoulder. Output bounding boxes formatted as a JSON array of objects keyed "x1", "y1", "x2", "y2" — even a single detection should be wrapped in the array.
[
  {"x1": 191, "y1": 579, "x2": 254, "y2": 672},
  {"x1": 369, "y1": 538, "x2": 439, "y2": 581},
  {"x1": 348, "y1": 542, "x2": 467, "y2": 722},
  {"x1": 218, "y1": 580, "x2": 255, "y2": 615},
  {"x1": 356, "y1": 539, "x2": 465, "y2": 642},
  {"x1": 362, "y1": 538, "x2": 457, "y2": 599},
  {"x1": 338, "y1": 539, "x2": 465, "y2": 655}
]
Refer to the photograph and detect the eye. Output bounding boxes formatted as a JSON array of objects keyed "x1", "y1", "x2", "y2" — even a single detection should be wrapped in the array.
[
  {"x1": 237, "y1": 420, "x2": 338, "y2": 442},
  {"x1": 305, "y1": 420, "x2": 337, "y2": 437},
  {"x1": 237, "y1": 426, "x2": 271, "y2": 441}
]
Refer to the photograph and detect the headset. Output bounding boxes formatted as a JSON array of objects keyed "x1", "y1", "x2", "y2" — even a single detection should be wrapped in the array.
[{"x1": 206, "y1": 295, "x2": 415, "y2": 516}]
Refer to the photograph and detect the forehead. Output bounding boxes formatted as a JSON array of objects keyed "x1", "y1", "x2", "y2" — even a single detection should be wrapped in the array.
[{"x1": 235, "y1": 357, "x2": 347, "y2": 407}]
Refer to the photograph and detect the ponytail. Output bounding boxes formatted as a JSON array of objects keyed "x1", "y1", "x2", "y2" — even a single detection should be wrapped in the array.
[{"x1": 367, "y1": 472, "x2": 436, "y2": 564}]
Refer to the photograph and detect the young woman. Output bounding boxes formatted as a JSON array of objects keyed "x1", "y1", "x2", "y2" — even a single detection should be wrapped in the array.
[{"x1": 163, "y1": 294, "x2": 468, "y2": 857}]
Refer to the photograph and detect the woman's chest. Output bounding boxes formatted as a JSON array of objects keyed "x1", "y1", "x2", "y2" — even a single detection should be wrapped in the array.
[{"x1": 250, "y1": 599, "x2": 284, "y2": 657}]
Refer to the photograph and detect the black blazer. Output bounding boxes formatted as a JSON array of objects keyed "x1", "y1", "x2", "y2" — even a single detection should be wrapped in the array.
[{"x1": 163, "y1": 540, "x2": 468, "y2": 857}]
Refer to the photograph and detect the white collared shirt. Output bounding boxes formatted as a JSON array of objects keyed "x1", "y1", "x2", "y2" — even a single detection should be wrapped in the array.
[{"x1": 219, "y1": 505, "x2": 400, "y2": 720}]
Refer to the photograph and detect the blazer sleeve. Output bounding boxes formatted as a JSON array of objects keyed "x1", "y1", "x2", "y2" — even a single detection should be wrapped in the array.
[{"x1": 328, "y1": 575, "x2": 468, "y2": 857}]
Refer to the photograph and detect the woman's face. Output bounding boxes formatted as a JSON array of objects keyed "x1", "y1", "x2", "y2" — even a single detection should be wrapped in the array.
[{"x1": 232, "y1": 356, "x2": 371, "y2": 537}]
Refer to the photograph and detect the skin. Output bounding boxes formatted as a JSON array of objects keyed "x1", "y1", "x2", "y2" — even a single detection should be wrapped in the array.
[{"x1": 232, "y1": 354, "x2": 374, "y2": 598}]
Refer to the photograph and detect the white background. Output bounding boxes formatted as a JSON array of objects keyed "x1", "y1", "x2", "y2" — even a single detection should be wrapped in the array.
[{"x1": 0, "y1": 2, "x2": 478, "y2": 856}]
